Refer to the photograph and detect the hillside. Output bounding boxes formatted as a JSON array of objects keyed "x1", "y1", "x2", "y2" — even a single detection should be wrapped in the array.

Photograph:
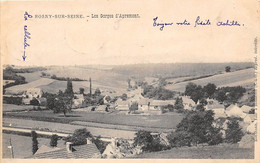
[{"x1": 165, "y1": 68, "x2": 255, "y2": 92}]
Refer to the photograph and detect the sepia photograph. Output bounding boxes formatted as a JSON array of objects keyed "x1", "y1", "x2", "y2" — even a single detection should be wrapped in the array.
[{"x1": 0, "y1": 0, "x2": 259, "y2": 161}]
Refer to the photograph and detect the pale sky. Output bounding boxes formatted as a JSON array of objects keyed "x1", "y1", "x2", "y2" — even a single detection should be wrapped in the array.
[{"x1": 1, "y1": 0, "x2": 259, "y2": 66}]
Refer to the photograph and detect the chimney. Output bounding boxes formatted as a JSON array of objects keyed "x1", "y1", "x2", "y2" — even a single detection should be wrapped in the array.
[
  {"x1": 66, "y1": 142, "x2": 73, "y2": 153},
  {"x1": 86, "y1": 138, "x2": 92, "y2": 144}
]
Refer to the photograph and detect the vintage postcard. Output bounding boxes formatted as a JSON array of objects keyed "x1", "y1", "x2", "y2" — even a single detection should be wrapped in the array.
[{"x1": 0, "y1": 0, "x2": 259, "y2": 162}]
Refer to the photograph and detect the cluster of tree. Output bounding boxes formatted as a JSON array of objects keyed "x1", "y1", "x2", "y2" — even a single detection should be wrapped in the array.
[
  {"x1": 133, "y1": 130, "x2": 169, "y2": 152},
  {"x1": 11, "y1": 67, "x2": 47, "y2": 73},
  {"x1": 167, "y1": 107, "x2": 244, "y2": 148},
  {"x1": 30, "y1": 98, "x2": 40, "y2": 106},
  {"x1": 142, "y1": 84, "x2": 175, "y2": 100},
  {"x1": 215, "y1": 86, "x2": 246, "y2": 104},
  {"x1": 63, "y1": 128, "x2": 108, "y2": 153},
  {"x1": 83, "y1": 88, "x2": 104, "y2": 106},
  {"x1": 3, "y1": 96, "x2": 23, "y2": 105},
  {"x1": 50, "y1": 75, "x2": 87, "y2": 81},
  {"x1": 168, "y1": 109, "x2": 223, "y2": 147},
  {"x1": 3, "y1": 66, "x2": 27, "y2": 89},
  {"x1": 185, "y1": 82, "x2": 246, "y2": 104}
]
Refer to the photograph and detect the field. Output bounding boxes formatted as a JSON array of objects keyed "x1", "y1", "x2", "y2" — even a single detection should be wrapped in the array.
[
  {"x1": 2, "y1": 104, "x2": 46, "y2": 112},
  {"x1": 2, "y1": 133, "x2": 65, "y2": 158},
  {"x1": 3, "y1": 118, "x2": 136, "y2": 139},
  {"x1": 132, "y1": 144, "x2": 254, "y2": 159},
  {"x1": 166, "y1": 68, "x2": 255, "y2": 92},
  {"x1": 3, "y1": 110, "x2": 183, "y2": 130}
]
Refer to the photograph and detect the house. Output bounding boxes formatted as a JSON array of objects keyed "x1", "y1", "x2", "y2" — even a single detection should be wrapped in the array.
[
  {"x1": 22, "y1": 88, "x2": 43, "y2": 100},
  {"x1": 247, "y1": 121, "x2": 257, "y2": 134},
  {"x1": 115, "y1": 99, "x2": 130, "y2": 111},
  {"x1": 241, "y1": 105, "x2": 254, "y2": 113},
  {"x1": 72, "y1": 94, "x2": 85, "y2": 108},
  {"x1": 95, "y1": 105, "x2": 108, "y2": 112},
  {"x1": 29, "y1": 142, "x2": 101, "y2": 159},
  {"x1": 149, "y1": 100, "x2": 175, "y2": 110},
  {"x1": 138, "y1": 98, "x2": 153, "y2": 111},
  {"x1": 211, "y1": 108, "x2": 227, "y2": 119},
  {"x1": 102, "y1": 138, "x2": 141, "y2": 158},
  {"x1": 243, "y1": 114, "x2": 256, "y2": 124},
  {"x1": 37, "y1": 97, "x2": 47, "y2": 106},
  {"x1": 205, "y1": 99, "x2": 225, "y2": 110},
  {"x1": 180, "y1": 96, "x2": 196, "y2": 110},
  {"x1": 225, "y1": 104, "x2": 246, "y2": 118}
]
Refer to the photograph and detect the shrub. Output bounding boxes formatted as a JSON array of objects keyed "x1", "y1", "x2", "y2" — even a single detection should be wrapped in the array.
[
  {"x1": 50, "y1": 134, "x2": 59, "y2": 147},
  {"x1": 129, "y1": 101, "x2": 138, "y2": 113},
  {"x1": 3, "y1": 96, "x2": 22, "y2": 105},
  {"x1": 30, "y1": 98, "x2": 39, "y2": 106},
  {"x1": 31, "y1": 131, "x2": 39, "y2": 154}
]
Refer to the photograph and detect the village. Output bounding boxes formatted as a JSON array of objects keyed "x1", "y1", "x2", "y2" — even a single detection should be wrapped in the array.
[{"x1": 2, "y1": 64, "x2": 256, "y2": 159}]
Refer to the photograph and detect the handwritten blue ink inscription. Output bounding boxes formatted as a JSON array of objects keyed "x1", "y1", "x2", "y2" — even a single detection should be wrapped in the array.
[
  {"x1": 153, "y1": 16, "x2": 244, "y2": 31},
  {"x1": 153, "y1": 17, "x2": 173, "y2": 31},
  {"x1": 23, "y1": 11, "x2": 32, "y2": 61}
]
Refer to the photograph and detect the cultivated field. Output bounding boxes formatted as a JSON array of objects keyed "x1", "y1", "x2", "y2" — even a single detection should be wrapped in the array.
[
  {"x1": 4, "y1": 110, "x2": 183, "y2": 130},
  {"x1": 166, "y1": 68, "x2": 255, "y2": 92}
]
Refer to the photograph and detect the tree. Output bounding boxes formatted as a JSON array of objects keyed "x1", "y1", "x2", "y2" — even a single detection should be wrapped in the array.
[
  {"x1": 46, "y1": 93, "x2": 56, "y2": 110},
  {"x1": 129, "y1": 101, "x2": 138, "y2": 113},
  {"x1": 105, "y1": 95, "x2": 111, "y2": 102},
  {"x1": 89, "y1": 77, "x2": 92, "y2": 96},
  {"x1": 171, "y1": 110, "x2": 222, "y2": 147},
  {"x1": 203, "y1": 83, "x2": 217, "y2": 98},
  {"x1": 50, "y1": 134, "x2": 59, "y2": 147},
  {"x1": 30, "y1": 98, "x2": 39, "y2": 106},
  {"x1": 79, "y1": 88, "x2": 84, "y2": 94},
  {"x1": 64, "y1": 128, "x2": 92, "y2": 146},
  {"x1": 31, "y1": 131, "x2": 38, "y2": 154},
  {"x1": 127, "y1": 78, "x2": 131, "y2": 89},
  {"x1": 133, "y1": 130, "x2": 154, "y2": 152},
  {"x1": 53, "y1": 91, "x2": 73, "y2": 117},
  {"x1": 185, "y1": 83, "x2": 197, "y2": 96},
  {"x1": 225, "y1": 66, "x2": 231, "y2": 72},
  {"x1": 94, "y1": 88, "x2": 101, "y2": 97},
  {"x1": 173, "y1": 97, "x2": 184, "y2": 113},
  {"x1": 65, "y1": 78, "x2": 73, "y2": 96},
  {"x1": 195, "y1": 104, "x2": 205, "y2": 112},
  {"x1": 225, "y1": 118, "x2": 244, "y2": 143},
  {"x1": 121, "y1": 93, "x2": 127, "y2": 101}
]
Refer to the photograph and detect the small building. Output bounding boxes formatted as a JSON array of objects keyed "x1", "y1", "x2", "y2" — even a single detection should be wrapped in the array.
[
  {"x1": 149, "y1": 100, "x2": 175, "y2": 110},
  {"x1": 115, "y1": 99, "x2": 130, "y2": 111},
  {"x1": 22, "y1": 88, "x2": 43, "y2": 100},
  {"x1": 211, "y1": 108, "x2": 227, "y2": 119},
  {"x1": 72, "y1": 94, "x2": 85, "y2": 108},
  {"x1": 241, "y1": 105, "x2": 254, "y2": 113},
  {"x1": 180, "y1": 96, "x2": 196, "y2": 110},
  {"x1": 29, "y1": 142, "x2": 101, "y2": 159},
  {"x1": 95, "y1": 105, "x2": 108, "y2": 112},
  {"x1": 138, "y1": 98, "x2": 153, "y2": 111}
]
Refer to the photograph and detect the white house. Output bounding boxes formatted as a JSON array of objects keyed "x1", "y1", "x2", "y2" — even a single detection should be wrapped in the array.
[
  {"x1": 23, "y1": 88, "x2": 43, "y2": 100},
  {"x1": 241, "y1": 105, "x2": 253, "y2": 113},
  {"x1": 180, "y1": 96, "x2": 196, "y2": 110},
  {"x1": 225, "y1": 104, "x2": 246, "y2": 118}
]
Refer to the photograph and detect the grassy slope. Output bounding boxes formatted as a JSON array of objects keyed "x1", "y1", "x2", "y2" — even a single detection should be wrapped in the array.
[
  {"x1": 2, "y1": 133, "x2": 65, "y2": 158},
  {"x1": 166, "y1": 68, "x2": 255, "y2": 92},
  {"x1": 132, "y1": 144, "x2": 254, "y2": 159}
]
